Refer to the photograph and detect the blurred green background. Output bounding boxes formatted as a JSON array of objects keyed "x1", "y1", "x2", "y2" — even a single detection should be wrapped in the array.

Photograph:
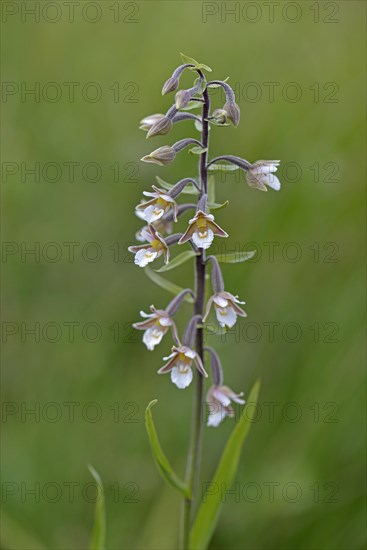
[{"x1": 2, "y1": 1, "x2": 366, "y2": 549}]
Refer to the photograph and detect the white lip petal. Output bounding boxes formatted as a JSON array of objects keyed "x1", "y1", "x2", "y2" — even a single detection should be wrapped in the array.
[
  {"x1": 263, "y1": 173, "x2": 281, "y2": 191},
  {"x1": 207, "y1": 409, "x2": 226, "y2": 427},
  {"x1": 134, "y1": 249, "x2": 158, "y2": 267},
  {"x1": 215, "y1": 305, "x2": 237, "y2": 328},
  {"x1": 171, "y1": 366, "x2": 193, "y2": 389},
  {"x1": 143, "y1": 327, "x2": 164, "y2": 350},
  {"x1": 192, "y1": 228, "x2": 214, "y2": 249},
  {"x1": 144, "y1": 204, "x2": 165, "y2": 223}
]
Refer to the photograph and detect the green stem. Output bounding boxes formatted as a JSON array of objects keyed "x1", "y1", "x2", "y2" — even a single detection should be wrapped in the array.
[{"x1": 179, "y1": 85, "x2": 210, "y2": 550}]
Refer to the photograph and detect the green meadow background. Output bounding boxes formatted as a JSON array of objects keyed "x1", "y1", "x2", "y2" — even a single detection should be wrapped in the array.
[{"x1": 2, "y1": 1, "x2": 366, "y2": 549}]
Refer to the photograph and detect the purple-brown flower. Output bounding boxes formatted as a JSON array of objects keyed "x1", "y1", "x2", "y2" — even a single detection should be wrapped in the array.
[
  {"x1": 135, "y1": 186, "x2": 178, "y2": 223},
  {"x1": 206, "y1": 385, "x2": 245, "y2": 427},
  {"x1": 158, "y1": 345, "x2": 208, "y2": 389},
  {"x1": 203, "y1": 290, "x2": 246, "y2": 328},
  {"x1": 128, "y1": 225, "x2": 169, "y2": 267},
  {"x1": 178, "y1": 210, "x2": 228, "y2": 250}
]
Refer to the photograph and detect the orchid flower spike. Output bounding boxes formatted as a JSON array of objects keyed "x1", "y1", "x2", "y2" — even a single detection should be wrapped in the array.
[
  {"x1": 178, "y1": 197, "x2": 228, "y2": 250},
  {"x1": 246, "y1": 161, "x2": 281, "y2": 191},
  {"x1": 128, "y1": 225, "x2": 169, "y2": 267},
  {"x1": 158, "y1": 345, "x2": 208, "y2": 389},
  {"x1": 206, "y1": 385, "x2": 245, "y2": 427}
]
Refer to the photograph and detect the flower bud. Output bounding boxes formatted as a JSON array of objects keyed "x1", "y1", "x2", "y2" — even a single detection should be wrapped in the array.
[
  {"x1": 147, "y1": 116, "x2": 173, "y2": 138},
  {"x1": 211, "y1": 108, "x2": 228, "y2": 124},
  {"x1": 162, "y1": 76, "x2": 179, "y2": 95},
  {"x1": 141, "y1": 146, "x2": 176, "y2": 166},
  {"x1": 139, "y1": 113, "x2": 165, "y2": 131},
  {"x1": 175, "y1": 89, "x2": 191, "y2": 110},
  {"x1": 223, "y1": 101, "x2": 240, "y2": 127}
]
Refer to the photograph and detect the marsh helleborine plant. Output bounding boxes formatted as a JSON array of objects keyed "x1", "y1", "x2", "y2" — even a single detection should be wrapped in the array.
[{"x1": 129, "y1": 53, "x2": 282, "y2": 549}]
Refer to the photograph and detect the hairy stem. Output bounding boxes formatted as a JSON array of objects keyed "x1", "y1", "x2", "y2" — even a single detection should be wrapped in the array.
[{"x1": 180, "y1": 84, "x2": 210, "y2": 550}]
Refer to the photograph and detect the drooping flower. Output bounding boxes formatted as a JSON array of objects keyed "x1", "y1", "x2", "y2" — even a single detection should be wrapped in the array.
[
  {"x1": 206, "y1": 385, "x2": 245, "y2": 427},
  {"x1": 203, "y1": 290, "x2": 246, "y2": 328},
  {"x1": 133, "y1": 306, "x2": 175, "y2": 351},
  {"x1": 158, "y1": 345, "x2": 208, "y2": 389},
  {"x1": 135, "y1": 186, "x2": 178, "y2": 223},
  {"x1": 128, "y1": 225, "x2": 169, "y2": 267},
  {"x1": 178, "y1": 210, "x2": 228, "y2": 250},
  {"x1": 246, "y1": 160, "x2": 281, "y2": 191}
]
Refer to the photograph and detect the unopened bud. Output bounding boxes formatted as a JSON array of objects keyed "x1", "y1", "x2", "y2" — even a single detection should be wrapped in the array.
[
  {"x1": 139, "y1": 113, "x2": 165, "y2": 131},
  {"x1": 147, "y1": 116, "x2": 173, "y2": 138},
  {"x1": 223, "y1": 101, "x2": 240, "y2": 127},
  {"x1": 162, "y1": 76, "x2": 179, "y2": 95},
  {"x1": 175, "y1": 89, "x2": 191, "y2": 110},
  {"x1": 211, "y1": 108, "x2": 228, "y2": 124},
  {"x1": 141, "y1": 146, "x2": 176, "y2": 166}
]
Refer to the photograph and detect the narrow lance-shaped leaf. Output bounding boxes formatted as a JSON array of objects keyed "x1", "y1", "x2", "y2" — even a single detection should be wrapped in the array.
[
  {"x1": 215, "y1": 250, "x2": 256, "y2": 263},
  {"x1": 189, "y1": 381, "x2": 261, "y2": 550},
  {"x1": 207, "y1": 163, "x2": 239, "y2": 173},
  {"x1": 189, "y1": 146, "x2": 208, "y2": 155},
  {"x1": 156, "y1": 176, "x2": 199, "y2": 195},
  {"x1": 181, "y1": 100, "x2": 203, "y2": 111},
  {"x1": 180, "y1": 52, "x2": 212, "y2": 72},
  {"x1": 145, "y1": 400, "x2": 191, "y2": 499},
  {"x1": 208, "y1": 200, "x2": 229, "y2": 212},
  {"x1": 155, "y1": 250, "x2": 198, "y2": 273},
  {"x1": 144, "y1": 267, "x2": 194, "y2": 303},
  {"x1": 88, "y1": 465, "x2": 106, "y2": 550}
]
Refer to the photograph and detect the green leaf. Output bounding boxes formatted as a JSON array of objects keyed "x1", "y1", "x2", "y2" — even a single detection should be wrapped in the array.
[
  {"x1": 207, "y1": 175, "x2": 216, "y2": 204},
  {"x1": 208, "y1": 200, "x2": 229, "y2": 212},
  {"x1": 155, "y1": 176, "x2": 198, "y2": 195},
  {"x1": 180, "y1": 53, "x2": 212, "y2": 72},
  {"x1": 88, "y1": 465, "x2": 106, "y2": 550},
  {"x1": 144, "y1": 267, "x2": 194, "y2": 302},
  {"x1": 155, "y1": 250, "x2": 198, "y2": 273},
  {"x1": 189, "y1": 146, "x2": 208, "y2": 155},
  {"x1": 206, "y1": 119, "x2": 230, "y2": 127},
  {"x1": 203, "y1": 324, "x2": 226, "y2": 336},
  {"x1": 189, "y1": 380, "x2": 261, "y2": 550},
  {"x1": 145, "y1": 400, "x2": 191, "y2": 498},
  {"x1": 194, "y1": 119, "x2": 203, "y2": 132},
  {"x1": 207, "y1": 163, "x2": 239, "y2": 172},
  {"x1": 215, "y1": 250, "x2": 256, "y2": 263},
  {"x1": 181, "y1": 99, "x2": 203, "y2": 111},
  {"x1": 194, "y1": 76, "x2": 208, "y2": 94},
  {"x1": 207, "y1": 77, "x2": 230, "y2": 88}
]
